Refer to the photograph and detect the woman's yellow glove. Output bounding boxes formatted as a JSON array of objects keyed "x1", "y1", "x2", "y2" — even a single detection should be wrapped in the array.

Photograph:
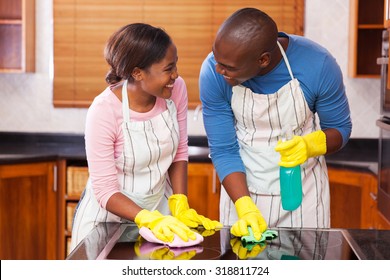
[
  {"x1": 168, "y1": 194, "x2": 222, "y2": 230},
  {"x1": 231, "y1": 196, "x2": 267, "y2": 241},
  {"x1": 274, "y1": 130, "x2": 327, "y2": 167},
  {"x1": 134, "y1": 209, "x2": 196, "y2": 243},
  {"x1": 134, "y1": 236, "x2": 199, "y2": 260},
  {"x1": 149, "y1": 247, "x2": 198, "y2": 260},
  {"x1": 191, "y1": 227, "x2": 221, "y2": 237}
]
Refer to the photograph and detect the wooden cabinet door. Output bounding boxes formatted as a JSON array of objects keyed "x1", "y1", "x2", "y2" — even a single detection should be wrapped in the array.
[
  {"x1": 348, "y1": 0, "x2": 384, "y2": 78},
  {"x1": 328, "y1": 167, "x2": 378, "y2": 229},
  {"x1": 386, "y1": 0, "x2": 390, "y2": 27},
  {"x1": 188, "y1": 163, "x2": 220, "y2": 221},
  {"x1": 0, "y1": 162, "x2": 58, "y2": 259},
  {"x1": 0, "y1": 0, "x2": 35, "y2": 72}
]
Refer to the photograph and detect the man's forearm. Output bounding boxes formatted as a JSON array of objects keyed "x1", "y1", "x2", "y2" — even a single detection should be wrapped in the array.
[
  {"x1": 221, "y1": 172, "x2": 250, "y2": 203},
  {"x1": 323, "y1": 128, "x2": 343, "y2": 155}
]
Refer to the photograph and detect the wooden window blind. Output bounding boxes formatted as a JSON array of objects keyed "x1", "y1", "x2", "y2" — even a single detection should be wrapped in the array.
[{"x1": 53, "y1": 0, "x2": 304, "y2": 108}]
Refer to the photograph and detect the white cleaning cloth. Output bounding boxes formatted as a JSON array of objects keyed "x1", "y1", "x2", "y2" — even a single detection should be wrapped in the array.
[{"x1": 139, "y1": 227, "x2": 204, "y2": 248}]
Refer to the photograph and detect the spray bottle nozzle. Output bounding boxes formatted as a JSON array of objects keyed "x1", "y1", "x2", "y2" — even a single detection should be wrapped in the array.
[{"x1": 281, "y1": 125, "x2": 293, "y2": 142}]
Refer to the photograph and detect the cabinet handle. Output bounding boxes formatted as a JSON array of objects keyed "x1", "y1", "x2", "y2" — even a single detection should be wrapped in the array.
[
  {"x1": 370, "y1": 192, "x2": 377, "y2": 201},
  {"x1": 377, "y1": 57, "x2": 388, "y2": 65},
  {"x1": 376, "y1": 119, "x2": 390, "y2": 130},
  {"x1": 53, "y1": 165, "x2": 57, "y2": 192}
]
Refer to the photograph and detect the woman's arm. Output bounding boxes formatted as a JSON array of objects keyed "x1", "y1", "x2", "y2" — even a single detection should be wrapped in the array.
[{"x1": 168, "y1": 160, "x2": 188, "y2": 195}]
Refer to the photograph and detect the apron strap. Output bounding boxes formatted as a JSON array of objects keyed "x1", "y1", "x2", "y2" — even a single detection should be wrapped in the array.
[
  {"x1": 122, "y1": 80, "x2": 174, "y2": 122},
  {"x1": 121, "y1": 80, "x2": 130, "y2": 122},
  {"x1": 165, "y1": 99, "x2": 175, "y2": 115},
  {"x1": 277, "y1": 41, "x2": 294, "y2": 80}
]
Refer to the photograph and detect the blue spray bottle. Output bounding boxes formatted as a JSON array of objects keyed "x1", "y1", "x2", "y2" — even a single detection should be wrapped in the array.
[{"x1": 279, "y1": 126, "x2": 302, "y2": 211}]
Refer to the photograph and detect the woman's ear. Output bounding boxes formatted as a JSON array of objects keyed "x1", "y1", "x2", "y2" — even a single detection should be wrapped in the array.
[{"x1": 131, "y1": 67, "x2": 143, "y2": 81}]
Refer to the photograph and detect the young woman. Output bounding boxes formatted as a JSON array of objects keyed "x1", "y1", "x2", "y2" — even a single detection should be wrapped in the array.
[{"x1": 71, "y1": 23, "x2": 221, "y2": 251}]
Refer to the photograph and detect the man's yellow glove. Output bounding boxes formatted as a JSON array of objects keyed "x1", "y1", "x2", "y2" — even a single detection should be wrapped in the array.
[
  {"x1": 134, "y1": 209, "x2": 196, "y2": 243},
  {"x1": 230, "y1": 237, "x2": 267, "y2": 260},
  {"x1": 231, "y1": 196, "x2": 267, "y2": 241},
  {"x1": 274, "y1": 130, "x2": 327, "y2": 167},
  {"x1": 168, "y1": 194, "x2": 222, "y2": 230}
]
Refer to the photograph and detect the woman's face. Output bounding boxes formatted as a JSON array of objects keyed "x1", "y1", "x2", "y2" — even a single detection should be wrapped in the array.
[{"x1": 139, "y1": 43, "x2": 179, "y2": 99}]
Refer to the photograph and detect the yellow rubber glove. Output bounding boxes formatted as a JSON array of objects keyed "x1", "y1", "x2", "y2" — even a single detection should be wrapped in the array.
[
  {"x1": 168, "y1": 194, "x2": 222, "y2": 230},
  {"x1": 134, "y1": 209, "x2": 196, "y2": 243},
  {"x1": 230, "y1": 237, "x2": 267, "y2": 260},
  {"x1": 150, "y1": 247, "x2": 197, "y2": 260},
  {"x1": 231, "y1": 196, "x2": 267, "y2": 241},
  {"x1": 134, "y1": 237, "x2": 198, "y2": 260},
  {"x1": 191, "y1": 227, "x2": 221, "y2": 237},
  {"x1": 274, "y1": 130, "x2": 327, "y2": 167}
]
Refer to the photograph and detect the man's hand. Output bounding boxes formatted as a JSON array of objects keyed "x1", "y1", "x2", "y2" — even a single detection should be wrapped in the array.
[
  {"x1": 275, "y1": 130, "x2": 327, "y2": 167},
  {"x1": 230, "y1": 237, "x2": 266, "y2": 259},
  {"x1": 231, "y1": 196, "x2": 267, "y2": 240}
]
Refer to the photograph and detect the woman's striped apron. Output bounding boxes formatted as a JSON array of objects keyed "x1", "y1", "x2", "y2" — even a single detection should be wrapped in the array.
[{"x1": 71, "y1": 80, "x2": 179, "y2": 250}]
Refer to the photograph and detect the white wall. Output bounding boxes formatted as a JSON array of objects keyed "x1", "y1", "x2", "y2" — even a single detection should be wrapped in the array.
[
  {"x1": 0, "y1": 0, "x2": 381, "y2": 138},
  {"x1": 305, "y1": 0, "x2": 381, "y2": 138}
]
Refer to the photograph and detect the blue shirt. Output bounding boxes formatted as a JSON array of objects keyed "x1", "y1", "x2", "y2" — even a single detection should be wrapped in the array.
[{"x1": 199, "y1": 33, "x2": 352, "y2": 181}]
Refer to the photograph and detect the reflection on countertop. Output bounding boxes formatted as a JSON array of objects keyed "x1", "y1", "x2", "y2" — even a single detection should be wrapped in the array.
[{"x1": 67, "y1": 222, "x2": 390, "y2": 260}]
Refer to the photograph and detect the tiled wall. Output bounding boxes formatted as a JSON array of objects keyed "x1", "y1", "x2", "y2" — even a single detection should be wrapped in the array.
[{"x1": 0, "y1": 0, "x2": 381, "y2": 138}]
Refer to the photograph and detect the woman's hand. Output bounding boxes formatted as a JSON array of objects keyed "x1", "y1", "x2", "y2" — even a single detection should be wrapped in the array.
[
  {"x1": 168, "y1": 194, "x2": 223, "y2": 230},
  {"x1": 134, "y1": 209, "x2": 196, "y2": 242}
]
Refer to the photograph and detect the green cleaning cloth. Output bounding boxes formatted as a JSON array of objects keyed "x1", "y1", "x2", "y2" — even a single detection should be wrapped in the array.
[{"x1": 241, "y1": 227, "x2": 278, "y2": 247}]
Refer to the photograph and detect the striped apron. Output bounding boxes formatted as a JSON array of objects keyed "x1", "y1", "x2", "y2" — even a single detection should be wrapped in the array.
[
  {"x1": 220, "y1": 42, "x2": 330, "y2": 228},
  {"x1": 70, "y1": 80, "x2": 179, "y2": 250}
]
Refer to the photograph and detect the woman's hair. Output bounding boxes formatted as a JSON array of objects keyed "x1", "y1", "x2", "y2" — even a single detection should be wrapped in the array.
[{"x1": 104, "y1": 23, "x2": 172, "y2": 84}]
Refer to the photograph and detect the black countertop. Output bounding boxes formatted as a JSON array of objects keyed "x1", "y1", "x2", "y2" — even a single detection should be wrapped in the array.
[
  {"x1": 343, "y1": 229, "x2": 390, "y2": 260},
  {"x1": 0, "y1": 132, "x2": 86, "y2": 164},
  {"x1": 66, "y1": 223, "x2": 390, "y2": 260},
  {"x1": 324, "y1": 138, "x2": 379, "y2": 174},
  {"x1": 0, "y1": 132, "x2": 212, "y2": 164},
  {"x1": 0, "y1": 132, "x2": 379, "y2": 174}
]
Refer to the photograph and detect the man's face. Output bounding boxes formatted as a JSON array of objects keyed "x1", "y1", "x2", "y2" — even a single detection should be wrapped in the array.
[{"x1": 212, "y1": 37, "x2": 262, "y2": 86}]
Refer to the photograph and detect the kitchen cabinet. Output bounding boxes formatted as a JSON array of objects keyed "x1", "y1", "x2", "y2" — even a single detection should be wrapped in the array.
[
  {"x1": 53, "y1": 0, "x2": 304, "y2": 108},
  {"x1": 0, "y1": 0, "x2": 35, "y2": 72},
  {"x1": 328, "y1": 166, "x2": 378, "y2": 229},
  {"x1": 188, "y1": 163, "x2": 221, "y2": 221},
  {"x1": 348, "y1": 0, "x2": 384, "y2": 78},
  {"x1": 59, "y1": 160, "x2": 88, "y2": 258},
  {"x1": 0, "y1": 161, "x2": 58, "y2": 259},
  {"x1": 385, "y1": 0, "x2": 390, "y2": 27}
]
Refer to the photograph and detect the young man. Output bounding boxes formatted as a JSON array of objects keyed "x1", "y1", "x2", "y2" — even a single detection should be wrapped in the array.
[{"x1": 199, "y1": 8, "x2": 352, "y2": 241}]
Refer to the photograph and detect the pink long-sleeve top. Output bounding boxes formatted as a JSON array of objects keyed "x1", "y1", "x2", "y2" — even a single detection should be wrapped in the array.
[{"x1": 84, "y1": 76, "x2": 189, "y2": 208}]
